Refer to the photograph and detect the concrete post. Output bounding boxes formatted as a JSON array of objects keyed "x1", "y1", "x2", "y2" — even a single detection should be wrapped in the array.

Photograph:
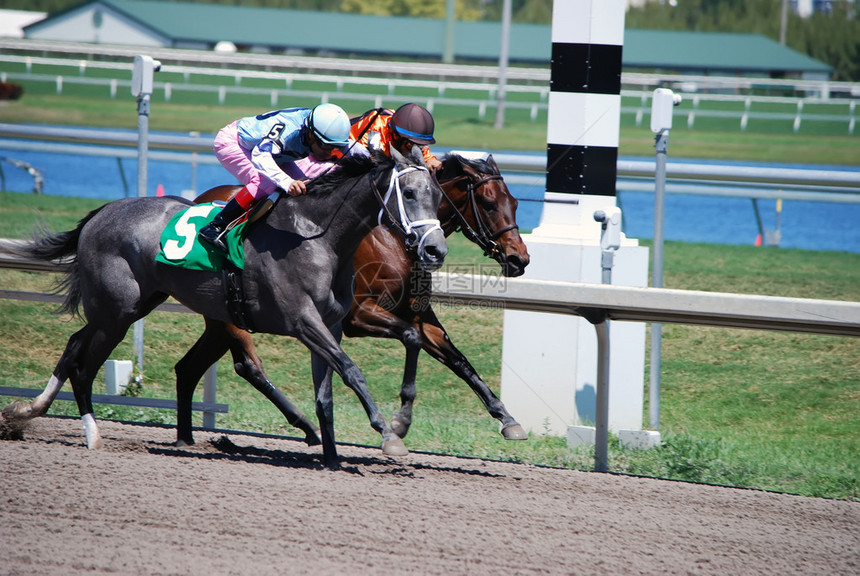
[{"x1": 500, "y1": 0, "x2": 650, "y2": 441}]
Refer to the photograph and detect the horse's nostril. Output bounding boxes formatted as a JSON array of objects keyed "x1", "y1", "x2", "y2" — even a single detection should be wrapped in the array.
[
  {"x1": 420, "y1": 243, "x2": 447, "y2": 270},
  {"x1": 501, "y1": 253, "x2": 529, "y2": 277},
  {"x1": 429, "y1": 244, "x2": 448, "y2": 261}
]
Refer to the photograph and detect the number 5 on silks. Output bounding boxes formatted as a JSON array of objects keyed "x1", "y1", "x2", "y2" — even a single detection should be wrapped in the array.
[{"x1": 162, "y1": 204, "x2": 220, "y2": 260}]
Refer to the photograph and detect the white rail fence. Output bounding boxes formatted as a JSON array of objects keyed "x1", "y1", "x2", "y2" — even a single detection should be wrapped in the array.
[
  {"x1": 2, "y1": 50, "x2": 859, "y2": 132},
  {"x1": 3, "y1": 38, "x2": 860, "y2": 95}
]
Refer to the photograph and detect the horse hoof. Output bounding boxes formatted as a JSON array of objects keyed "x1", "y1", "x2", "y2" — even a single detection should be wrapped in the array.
[
  {"x1": 305, "y1": 430, "x2": 323, "y2": 446},
  {"x1": 2, "y1": 400, "x2": 29, "y2": 421},
  {"x1": 0, "y1": 412, "x2": 27, "y2": 440},
  {"x1": 87, "y1": 437, "x2": 105, "y2": 450},
  {"x1": 390, "y1": 417, "x2": 409, "y2": 439},
  {"x1": 501, "y1": 424, "x2": 529, "y2": 440},
  {"x1": 176, "y1": 438, "x2": 194, "y2": 447},
  {"x1": 381, "y1": 436, "x2": 409, "y2": 457}
]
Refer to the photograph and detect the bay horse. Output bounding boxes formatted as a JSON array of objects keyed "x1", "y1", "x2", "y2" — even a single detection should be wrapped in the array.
[
  {"x1": 193, "y1": 152, "x2": 531, "y2": 442},
  {"x1": 1, "y1": 148, "x2": 447, "y2": 469}
]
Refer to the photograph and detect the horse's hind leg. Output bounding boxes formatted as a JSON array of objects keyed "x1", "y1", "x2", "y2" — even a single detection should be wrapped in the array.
[
  {"x1": 0, "y1": 325, "x2": 89, "y2": 422},
  {"x1": 3, "y1": 326, "x2": 91, "y2": 423},
  {"x1": 3, "y1": 324, "x2": 125, "y2": 449},
  {"x1": 67, "y1": 325, "x2": 130, "y2": 448}
]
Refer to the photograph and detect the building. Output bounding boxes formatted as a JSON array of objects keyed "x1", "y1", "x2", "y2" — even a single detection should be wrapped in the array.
[
  {"x1": 22, "y1": 0, "x2": 832, "y2": 80},
  {"x1": 0, "y1": 9, "x2": 47, "y2": 39}
]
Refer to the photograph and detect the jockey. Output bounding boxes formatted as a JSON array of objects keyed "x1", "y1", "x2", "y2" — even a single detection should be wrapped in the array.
[
  {"x1": 350, "y1": 103, "x2": 442, "y2": 172},
  {"x1": 199, "y1": 103, "x2": 352, "y2": 253}
]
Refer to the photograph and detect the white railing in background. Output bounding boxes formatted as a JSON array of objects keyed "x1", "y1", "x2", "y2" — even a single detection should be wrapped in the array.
[
  {"x1": 1, "y1": 41, "x2": 858, "y2": 133},
  {"x1": 3, "y1": 38, "x2": 860, "y2": 96}
]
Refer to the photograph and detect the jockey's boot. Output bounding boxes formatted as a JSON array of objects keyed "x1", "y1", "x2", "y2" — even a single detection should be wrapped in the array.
[{"x1": 198, "y1": 195, "x2": 250, "y2": 254}]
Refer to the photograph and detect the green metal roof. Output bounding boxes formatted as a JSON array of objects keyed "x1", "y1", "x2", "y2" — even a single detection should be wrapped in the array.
[
  {"x1": 26, "y1": 0, "x2": 832, "y2": 76},
  {"x1": 623, "y1": 30, "x2": 832, "y2": 75}
]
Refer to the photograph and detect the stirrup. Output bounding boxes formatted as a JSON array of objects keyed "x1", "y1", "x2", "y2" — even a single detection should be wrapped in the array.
[{"x1": 199, "y1": 226, "x2": 228, "y2": 254}]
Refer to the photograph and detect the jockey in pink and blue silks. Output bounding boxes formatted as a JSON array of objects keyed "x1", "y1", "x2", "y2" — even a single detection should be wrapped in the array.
[{"x1": 199, "y1": 103, "x2": 353, "y2": 253}]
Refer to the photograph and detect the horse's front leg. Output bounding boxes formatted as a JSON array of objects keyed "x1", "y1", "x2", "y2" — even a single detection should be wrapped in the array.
[
  {"x1": 304, "y1": 319, "x2": 407, "y2": 469},
  {"x1": 418, "y1": 307, "x2": 528, "y2": 441},
  {"x1": 344, "y1": 303, "x2": 421, "y2": 438},
  {"x1": 392, "y1": 328, "x2": 421, "y2": 439}
]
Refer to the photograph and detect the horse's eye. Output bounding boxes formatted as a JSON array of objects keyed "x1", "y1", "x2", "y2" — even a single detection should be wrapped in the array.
[
  {"x1": 478, "y1": 196, "x2": 498, "y2": 211},
  {"x1": 402, "y1": 187, "x2": 417, "y2": 200}
]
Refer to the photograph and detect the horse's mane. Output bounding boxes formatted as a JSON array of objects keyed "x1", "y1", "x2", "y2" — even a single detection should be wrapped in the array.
[
  {"x1": 307, "y1": 151, "x2": 393, "y2": 196},
  {"x1": 439, "y1": 153, "x2": 497, "y2": 180}
]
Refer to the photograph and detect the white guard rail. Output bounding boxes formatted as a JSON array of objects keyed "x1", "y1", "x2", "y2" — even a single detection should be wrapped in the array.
[
  {"x1": 430, "y1": 272, "x2": 860, "y2": 337},
  {"x1": 429, "y1": 272, "x2": 860, "y2": 471}
]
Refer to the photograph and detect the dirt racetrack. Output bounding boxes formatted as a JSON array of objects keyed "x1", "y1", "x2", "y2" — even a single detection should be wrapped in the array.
[{"x1": 1, "y1": 416, "x2": 857, "y2": 575}]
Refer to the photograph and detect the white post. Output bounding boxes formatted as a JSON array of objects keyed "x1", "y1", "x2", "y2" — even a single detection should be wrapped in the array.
[
  {"x1": 131, "y1": 55, "x2": 161, "y2": 375},
  {"x1": 649, "y1": 88, "x2": 682, "y2": 431},
  {"x1": 493, "y1": 0, "x2": 512, "y2": 129},
  {"x1": 500, "y1": 0, "x2": 650, "y2": 444}
]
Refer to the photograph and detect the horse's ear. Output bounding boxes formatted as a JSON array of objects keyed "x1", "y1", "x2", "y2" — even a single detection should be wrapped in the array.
[
  {"x1": 390, "y1": 145, "x2": 406, "y2": 166},
  {"x1": 410, "y1": 145, "x2": 426, "y2": 167},
  {"x1": 486, "y1": 154, "x2": 499, "y2": 171}
]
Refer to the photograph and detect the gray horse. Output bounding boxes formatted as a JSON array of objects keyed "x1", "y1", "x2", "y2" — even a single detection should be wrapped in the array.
[{"x1": 2, "y1": 148, "x2": 447, "y2": 469}]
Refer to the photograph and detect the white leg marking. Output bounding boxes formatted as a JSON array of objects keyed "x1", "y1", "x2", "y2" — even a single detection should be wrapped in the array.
[
  {"x1": 81, "y1": 413, "x2": 104, "y2": 449},
  {"x1": 32, "y1": 374, "x2": 63, "y2": 416}
]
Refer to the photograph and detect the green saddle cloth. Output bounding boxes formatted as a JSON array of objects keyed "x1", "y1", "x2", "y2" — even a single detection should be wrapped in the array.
[{"x1": 156, "y1": 203, "x2": 247, "y2": 271}]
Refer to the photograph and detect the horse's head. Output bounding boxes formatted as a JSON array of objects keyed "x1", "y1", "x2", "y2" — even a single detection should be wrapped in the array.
[
  {"x1": 438, "y1": 153, "x2": 530, "y2": 277},
  {"x1": 375, "y1": 147, "x2": 448, "y2": 271}
]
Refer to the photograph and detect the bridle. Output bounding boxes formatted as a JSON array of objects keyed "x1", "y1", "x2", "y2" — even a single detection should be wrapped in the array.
[
  {"x1": 370, "y1": 164, "x2": 442, "y2": 255},
  {"x1": 440, "y1": 172, "x2": 519, "y2": 264}
]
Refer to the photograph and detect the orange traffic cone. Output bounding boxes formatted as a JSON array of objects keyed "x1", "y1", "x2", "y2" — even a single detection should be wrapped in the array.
[
  {"x1": 754, "y1": 233, "x2": 762, "y2": 247},
  {"x1": 156, "y1": 184, "x2": 165, "y2": 197}
]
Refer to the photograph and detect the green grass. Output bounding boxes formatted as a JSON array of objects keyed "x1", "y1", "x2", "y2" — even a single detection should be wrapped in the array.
[{"x1": 1, "y1": 193, "x2": 858, "y2": 500}]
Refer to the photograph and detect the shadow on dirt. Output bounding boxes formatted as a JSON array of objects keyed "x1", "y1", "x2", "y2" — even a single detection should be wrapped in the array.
[{"x1": 145, "y1": 434, "x2": 507, "y2": 478}]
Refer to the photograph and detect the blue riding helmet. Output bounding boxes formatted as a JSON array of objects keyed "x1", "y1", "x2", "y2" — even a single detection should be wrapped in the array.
[{"x1": 308, "y1": 103, "x2": 351, "y2": 147}]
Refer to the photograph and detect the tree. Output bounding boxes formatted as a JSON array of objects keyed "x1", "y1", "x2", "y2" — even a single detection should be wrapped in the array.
[{"x1": 626, "y1": 0, "x2": 860, "y2": 81}]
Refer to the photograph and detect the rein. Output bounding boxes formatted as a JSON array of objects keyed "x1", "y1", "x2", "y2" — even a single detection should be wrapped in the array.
[
  {"x1": 371, "y1": 165, "x2": 442, "y2": 254},
  {"x1": 440, "y1": 173, "x2": 518, "y2": 262}
]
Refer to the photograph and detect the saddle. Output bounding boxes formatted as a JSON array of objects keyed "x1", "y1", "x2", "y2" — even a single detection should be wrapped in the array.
[{"x1": 156, "y1": 191, "x2": 284, "y2": 333}]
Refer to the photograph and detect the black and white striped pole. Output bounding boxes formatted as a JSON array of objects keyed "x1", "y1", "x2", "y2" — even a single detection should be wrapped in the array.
[
  {"x1": 541, "y1": 0, "x2": 623, "y2": 236},
  {"x1": 500, "y1": 1, "x2": 654, "y2": 453}
]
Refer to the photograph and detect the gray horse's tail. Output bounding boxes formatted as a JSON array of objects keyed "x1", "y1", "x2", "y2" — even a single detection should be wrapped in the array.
[{"x1": 16, "y1": 205, "x2": 107, "y2": 317}]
